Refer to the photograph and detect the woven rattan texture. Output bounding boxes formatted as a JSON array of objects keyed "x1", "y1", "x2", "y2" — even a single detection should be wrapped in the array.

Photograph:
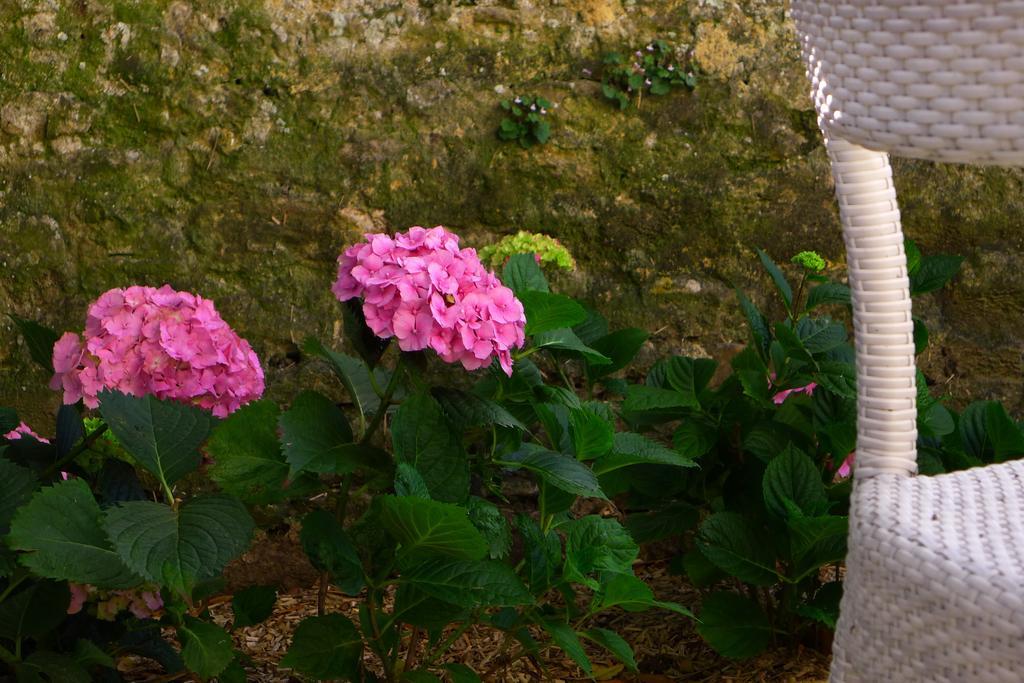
[
  {"x1": 832, "y1": 461, "x2": 1024, "y2": 682},
  {"x1": 792, "y1": 1, "x2": 1024, "y2": 165}
]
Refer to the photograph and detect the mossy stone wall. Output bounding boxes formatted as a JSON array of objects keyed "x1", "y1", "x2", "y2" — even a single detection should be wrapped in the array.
[{"x1": 3, "y1": 0, "x2": 1024, "y2": 425}]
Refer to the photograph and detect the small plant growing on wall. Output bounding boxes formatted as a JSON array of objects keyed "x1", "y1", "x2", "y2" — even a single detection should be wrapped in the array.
[
  {"x1": 601, "y1": 40, "x2": 696, "y2": 110},
  {"x1": 497, "y1": 95, "x2": 552, "y2": 148}
]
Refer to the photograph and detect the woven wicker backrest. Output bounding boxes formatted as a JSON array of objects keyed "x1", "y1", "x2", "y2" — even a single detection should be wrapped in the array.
[{"x1": 791, "y1": 0, "x2": 1024, "y2": 166}]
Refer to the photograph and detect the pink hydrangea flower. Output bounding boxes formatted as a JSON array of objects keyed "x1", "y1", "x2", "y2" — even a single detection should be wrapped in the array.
[
  {"x1": 50, "y1": 285, "x2": 264, "y2": 417},
  {"x1": 66, "y1": 583, "x2": 163, "y2": 620},
  {"x1": 333, "y1": 226, "x2": 526, "y2": 376},
  {"x1": 835, "y1": 451, "x2": 854, "y2": 479},
  {"x1": 772, "y1": 382, "x2": 817, "y2": 405},
  {"x1": 3, "y1": 422, "x2": 50, "y2": 443}
]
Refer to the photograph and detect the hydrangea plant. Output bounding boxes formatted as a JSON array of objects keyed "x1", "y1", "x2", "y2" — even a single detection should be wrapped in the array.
[{"x1": 478, "y1": 231, "x2": 576, "y2": 272}]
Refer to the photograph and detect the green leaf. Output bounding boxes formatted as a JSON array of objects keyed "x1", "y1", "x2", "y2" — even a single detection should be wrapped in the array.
[
  {"x1": 663, "y1": 356, "x2": 717, "y2": 404},
  {"x1": 581, "y1": 628, "x2": 638, "y2": 672},
  {"x1": 805, "y1": 282, "x2": 850, "y2": 311},
  {"x1": 395, "y1": 462, "x2": 431, "y2": 499},
  {"x1": 673, "y1": 420, "x2": 717, "y2": 460},
  {"x1": 8, "y1": 479, "x2": 140, "y2": 588},
  {"x1": 595, "y1": 572, "x2": 694, "y2": 617},
  {"x1": 103, "y1": 496, "x2": 254, "y2": 596},
  {"x1": 532, "y1": 328, "x2": 612, "y2": 365},
  {"x1": 905, "y1": 238, "x2": 922, "y2": 274},
  {"x1": 697, "y1": 592, "x2": 771, "y2": 659},
  {"x1": 281, "y1": 614, "x2": 363, "y2": 681},
  {"x1": 568, "y1": 407, "x2": 614, "y2": 459},
  {"x1": 649, "y1": 78, "x2": 671, "y2": 95},
  {"x1": 516, "y1": 514, "x2": 561, "y2": 595},
  {"x1": 99, "y1": 390, "x2": 214, "y2": 489},
  {"x1": 593, "y1": 432, "x2": 697, "y2": 475},
  {"x1": 520, "y1": 291, "x2": 588, "y2": 336},
  {"x1": 756, "y1": 248, "x2": 793, "y2": 311},
  {"x1": 795, "y1": 317, "x2": 847, "y2": 355},
  {"x1": 736, "y1": 290, "x2": 771, "y2": 359},
  {"x1": 0, "y1": 580, "x2": 69, "y2": 640},
  {"x1": 762, "y1": 445, "x2": 829, "y2": 518},
  {"x1": 564, "y1": 516, "x2": 637, "y2": 584},
  {"x1": 913, "y1": 317, "x2": 929, "y2": 355},
  {"x1": 17, "y1": 652, "x2": 91, "y2": 683},
  {"x1": 985, "y1": 401, "x2": 1024, "y2": 462},
  {"x1": 625, "y1": 502, "x2": 699, "y2": 544},
  {"x1": 910, "y1": 254, "x2": 963, "y2": 295},
  {"x1": 302, "y1": 338, "x2": 386, "y2": 422},
  {"x1": 796, "y1": 582, "x2": 843, "y2": 629},
  {"x1": 502, "y1": 253, "x2": 549, "y2": 294},
  {"x1": 430, "y1": 387, "x2": 525, "y2": 431},
  {"x1": 814, "y1": 361, "x2": 857, "y2": 400},
  {"x1": 393, "y1": 392, "x2": 469, "y2": 503},
  {"x1": 0, "y1": 456, "x2": 37, "y2": 533},
  {"x1": 682, "y1": 549, "x2": 724, "y2": 588},
  {"x1": 377, "y1": 496, "x2": 487, "y2": 561},
  {"x1": 0, "y1": 407, "x2": 18, "y2": 434},
  {"x1": 444, "y1": 663, "x2": 482, "y2": 683},
  {"x1": 587, "y1": 328, "x2": 648, "y2": 378},
  {"x1": 622, "y1": 385, "x2": 692, "y2": 414},
  {"x1": 788, "y1": 515, "x2": 847, "y2": 578},
  {"x1": 697, "y1": 512, "x2": 779, "y2": 586},
  {"x1": 341, "y1": 298, "x2": 391, "y2": 368},
  {"x1": 279, "y1": 391, "x2": 358, "y2": 476},
  {"x1": 11, "y1": 316, "x2": 60, "y2": 371},
  {"x1": 206, "y1": 400, "x2": 296, "y2": 504},
  {"x1": 960, "y1": 401, "x2": 993, "y2": 461},
  {"x1": 55, "y1": 404, "x2": 84, "y2": 460},
  {"x1": 540, "y1": 620, "x2": 592, "y2": 677},
  {"x1": 400, "y1": 559, "x2": 532, "y2": 608},
  {"x1": 403, "y1": 672, "x2": 443, "y2": 683},
  {"x1": 232, "y1": 585, "x2": 277, "y2": 629},
  {"x1": 501, "y1": 444, "x2": 605, "y2": 499},
  {"x1": 467, "y1": 497, "x2": 512, "y2": 560},
  {"x1": 179, "y1": 617, "x2": 235, "y2": 679},
  {"x1": 300, "y1": 509, "x2": 365, "y2": 595}
]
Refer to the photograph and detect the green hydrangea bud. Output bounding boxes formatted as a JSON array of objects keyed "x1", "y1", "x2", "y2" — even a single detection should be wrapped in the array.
[
  {"x1": 791, "y1": 250, "x2": 826, "y2": 272},
  {"x1": 478, "y1": 231, "x2": 576, "y2": 271}
]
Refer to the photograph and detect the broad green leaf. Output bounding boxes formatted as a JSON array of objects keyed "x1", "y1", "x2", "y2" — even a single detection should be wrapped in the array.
[
  {"x1": 814, "y1": 361, "x2": 857, "y2": 400},
  {"x1": 697, "y1": 592, "x2": 771, "y2": 659},
  {"x1": 467, "y1": 497, "x2": 512, "y2": 560},
  {"x1": 682, "y1": 549, "x2": 724, "y2": 588},
  {"x1": 532, "y1": 328, "x2": 612, "y2": 365},
  {"x1": 73, "y1": 639, "x2": 116, "y2": 669},
  {"x1": 736, "y1": 290, "x2": 771, "y2": 360},
  {"x1": 430, "y1": 387, "x2": 525, "y2": 431},
  {"x1": 8, "y1": 479, "x2": 140, "y2": 588},
  {"x1": 697, "y1": 512, "x2": 779, "y2": 586},
  {"x1": 180, "y1": 617, "x2": 234, "y2": 679},
  {"x1": 540, "y1": 620, "x2": 592, "y2": 677},
  {"x1": 55, "y1": 404, "x2": 84, "y2": 460},
  {"x1": 393, "y1": 392, "x2": 469, "y2": 503},
  {"x1": 341, "y1": 298, "x2": 391, "y2": 368},
  {"x1": 207, "y1": 400, "x2": 298, "y2": 504},
  {"x1": 572, "y1": 308, "x2": 610, "y2": 345},
  {"x1": 502, "y1": 253, "x2": 549, "y2": 294},
  {"x1": 762, "y1": 445, "x2": 829, "y2": 519},
  {"x1": 622, "y1": 385, "x2": 692, "y2": 414},
  {"x1": 11, "y1": 316, "x2": 60, "y2": 371},
  {"x1": 588, "y1": 328, "x2": 648, "y2": 378},
  {"x1": 581, "y1": 628, "x2": 638, "y2": 672},
  {"x1": 625, "y1": 502, "x2": 699, "y2": 544},
  {"x1": 756, "y1": 248, "x2": 793, "y2": 311},
  {"x1": 795, "y1": 317, "x2": 847, "y2": 355},
  {"x1": 17, "y1": 652, "x2": 90, "y2": 683},
  {"x1": 564, "y1": 516, "x2": 637, "y2": 585},
  {"x1": 501, "y1": 444, "x2": 605, "y2": 499},
  {"x1": 97, "y1": 460, "x2": 147, "y2": 505},
  {"x1": 392, "y1": 584, "x2": 466, "y2": 631},
  {"x1": 985, "y1": 401, "x2": 1024, "y2": 462},
  {"x1": 663, "y1": 357, "x2": 717, "y2": 405},
  {"x1": 910, "y1": 254, "x2": 963, "y2": 295},
  {"x1": 279, "y1": 391, "x2": 358, "y2": 476},
  {"x1": 805, "y1": 282, "x2": 851, "y2": 311},
  {"x1": 400, "y1": 559, "x2": 532, "y2": 608},
  {"x1": 232, "y1": 585, "x2": 277, "y2": 629},
  {"x1": 377, "y1": 496, "x2": 487, "y2": 561},
  {"x1": 568, "y1": 406, "x2": 614, "y2": 459},
  {"x1": 0, "y1": 456, "x2": 37, "y2": 532},
  {"x1": 403, "y1": 672, "x2": 443, "y2": 683},
  {"x1": 519, "y1": 291, "x2": 588, "y2": 336},
  {"x1": 595, "y1": 572, "x2": 694, "y2": 617},
  {"x1": 788, "y1": 515, "x2": 848, "y2": 579},
  {"x1": 395, "y1": 462, "x2": 431, "y2": 499},
  {"x1": 218, "y1": 661, "x2": 249, "y2": 683},
  {"x1": 913, "y1": 317, "x2": 929, "y2": 354},
  {"x1": 673, "y1": 420, "x2": 717, "y2": 460},
  {"x1": 302, "y1": 337, "x2": 385, "y2": 422},
  {"x1": 99, "y1": 390, "x2": 213, "y2": 488},
  {"x1": 281, "y1": 614, "x2": 363, "y2": 680},
  {"x1": 0, "y1": 580, "x2": 70, "y2": 640},
  {"x1": 516, "y1": 514, "x2": 561, "y2": 595},
  {"x1": 444, "y1": 663, "x2": 482, "y2": 683},
  {"x1": 103, "y1": 496, "x2": 254, "y2": 596},
  {"x1": 300, "y1": 510, "x2": 365, "y2": 595},
  {"x1": 796, "y1": 582, "x2": 843, "y2": 630},
  {"x1": 593, "y1": 432, "x2": 697, "y2": 475},
  {"x1": 960, "y1": 401, "x2": 993, "y2": 461}
]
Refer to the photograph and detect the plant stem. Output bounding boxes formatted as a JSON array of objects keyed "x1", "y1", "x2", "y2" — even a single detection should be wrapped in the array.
[
  {"x1": 40, "y1": 423, "x2": 109, "y2": 480},
  {"x1": 421, "y1": 619, "x2": 474, "y2": 667},
  {"x1": 0, "y1": 571, "x2": 28, "y2": 605},
  {"x1": 316, "y1": 572, "x2": 329, "y2": 617},
  {"x1": 360, "y1": 357, "x2": 405, "y2": 445},
  {"x1": 404, "y1": 626, "x2": 422, "y2": 671},
  {"x1": 0, "y1": 643, "x2": 16, "y2": 666},
  {"x1": 317, "y1": 474, "x2": 356, "y2": 615}
]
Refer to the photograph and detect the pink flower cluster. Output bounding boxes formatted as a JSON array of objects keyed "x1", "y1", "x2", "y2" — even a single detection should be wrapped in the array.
[
  {"x1": 333, "y1": 226, "x2": 526, "y2": 375},
  {"x1": 51, "y1": 285, "x2": 265, "y2": 417},
  {"x1": 67, "y1": 583, "x2": 163, "y2": 620},
  {"x1": 772, "y1": 381, "x2": 817, "y2": 405},
  {"x1": 3, "y1": 422, "x2": 49, "y2": 443}
]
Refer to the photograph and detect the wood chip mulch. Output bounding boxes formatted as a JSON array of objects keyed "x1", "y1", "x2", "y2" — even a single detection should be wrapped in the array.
[{"x1": 121, "y1": 559, "x2": 830, "y2": 682}]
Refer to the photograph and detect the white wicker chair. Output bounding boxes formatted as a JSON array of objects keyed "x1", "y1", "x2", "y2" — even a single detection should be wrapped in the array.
[{"x1": 789, "y1": 2, "x2": 1024, "y2": 680}]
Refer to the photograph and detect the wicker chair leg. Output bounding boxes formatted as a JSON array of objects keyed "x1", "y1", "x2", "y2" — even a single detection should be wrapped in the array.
[{"x1": 824, "y1": 136, "x2": 918, "y2": 480}]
